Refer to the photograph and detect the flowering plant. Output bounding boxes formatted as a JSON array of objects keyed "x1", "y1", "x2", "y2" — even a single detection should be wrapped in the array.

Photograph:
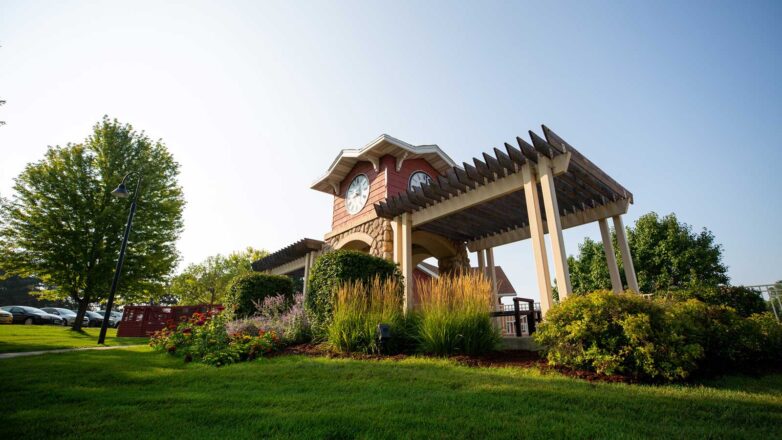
[
  {"x1": 225, "y1": 293, "x2": 310, "y2": 346},
  {"x1": 150, "y1": 309, "x2": 282, "y2": 366}
]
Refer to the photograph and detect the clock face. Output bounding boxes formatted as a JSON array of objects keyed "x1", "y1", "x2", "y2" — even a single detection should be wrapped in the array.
[
  {"x1": 345, "y1": 174, "x2": 370, "y2": 215},
  {"x1": 409, "y1": 171, "x2": 433, "y2": 191}
]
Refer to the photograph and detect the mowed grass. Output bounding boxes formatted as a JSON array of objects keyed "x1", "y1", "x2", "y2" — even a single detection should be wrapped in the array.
[
  {"x1": 0, "y1": 325, "x2": 147, "y2": 353},
  {"x1": 1, "y1": 347, "x2": 781, "y2": 439}
]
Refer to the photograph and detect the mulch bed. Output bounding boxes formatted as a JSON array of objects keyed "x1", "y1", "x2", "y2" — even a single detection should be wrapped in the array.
[{"x1": 279, "y1": 343, "x2": 632, "y2": 384}]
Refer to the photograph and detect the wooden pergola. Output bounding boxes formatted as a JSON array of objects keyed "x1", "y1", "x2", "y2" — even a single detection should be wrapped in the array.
[
  {"x1": 375, "y1": 125, "x2": 639, "y2": 316},
  {"x1": 251, "y1": 238, "x2": 324, "y2": 297}
]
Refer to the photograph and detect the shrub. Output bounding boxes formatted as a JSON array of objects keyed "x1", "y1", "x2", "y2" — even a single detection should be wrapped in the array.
[
  {"x1": 306, "y1": 250, "x2": 402, "y2": 333},
  {"x1": 534, "y1": 291, "x2": 703, "y2": 381},
  {"x1": 327, "y1": 277, "x2": 409, "y2": 354},
  {"x1": 745, "y1": 312, "x2": 782, "y2": 364},
  {"x1": 658, "y1": 285, "x2": 767, "y2": 317},
  {"x1": 536, "y1": 291, "x2": 782, "y2": 381},
  {"x1": 667, "y1": 301, "x2": 782, "y2": 372},
  {"x1": 230, "y1": 272, "x2": 294, "y2": 317},
  {"x1": 150, "y1": 310, "x2": 283, "y2": 366},
  {"x1": 416, "y1": 272, "x2": 500, "y2": 356}
]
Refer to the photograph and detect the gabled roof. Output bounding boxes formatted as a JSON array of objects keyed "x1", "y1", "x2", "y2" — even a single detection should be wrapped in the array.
[
  {"x1": 311, "y1": 134, "x2": 456, "y2": 194},
  {"x1": 416, "y1": 262, "x2": 517, "y2": 296}
]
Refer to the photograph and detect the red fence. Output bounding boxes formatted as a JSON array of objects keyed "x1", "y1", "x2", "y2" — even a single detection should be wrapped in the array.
[{"x1": 117, "y1": 305, "x2": 224, "y2": 338}]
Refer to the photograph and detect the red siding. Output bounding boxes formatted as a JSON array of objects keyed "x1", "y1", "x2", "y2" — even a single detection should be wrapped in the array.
[
  {"x1": 331, "y1": 155, "x2": 444, "y2": 229},
  {"x1": 332, "y1": 161, "x2": 387, "y2": 228}
]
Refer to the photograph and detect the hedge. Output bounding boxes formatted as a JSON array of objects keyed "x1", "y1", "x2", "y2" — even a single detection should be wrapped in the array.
[
  {"x1": 657, "y1": 285, "x2": 768, "y2": 317},
  {"x1": 534, "y1": 291, "x2": 782, "y2": 382},
  {"x1": 231, "y1": 273, "x2": 294, "y2": 317},
  {"x1": 305, "y1": 250, "x2": 402, "y2": 333}
]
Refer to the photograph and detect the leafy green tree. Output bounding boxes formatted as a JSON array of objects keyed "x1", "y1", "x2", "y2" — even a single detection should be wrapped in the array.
[
  {"x1": 569, "y1": 212, "x2": 729, "y2": 294},
  {"x1": 170, "y1": 247, "x2": 268, "y2": 306},
  {"x1": 0, "y1": 117, "x2": 184, "y2": 330}
]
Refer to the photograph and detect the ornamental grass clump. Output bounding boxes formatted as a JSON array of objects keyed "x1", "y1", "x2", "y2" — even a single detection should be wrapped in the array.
[
  {"x1": 415, "y1": 272, "x2": 500, "y2": 356},
  {"x1": 327, "y1": 277, "x2": 407, "y2": 354}
]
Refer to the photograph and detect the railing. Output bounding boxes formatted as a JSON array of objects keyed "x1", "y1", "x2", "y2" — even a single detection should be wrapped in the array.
[{"x1": 491, "y1": 297, "x2": 541, "y2": 337}]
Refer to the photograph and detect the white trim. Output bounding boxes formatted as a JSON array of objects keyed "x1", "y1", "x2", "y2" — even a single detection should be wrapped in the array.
[
  {"x1": 416, "y1": 263, "x2": 439, "y2": 278},
  {"x1": 395, "y1": 151, "x2": 409, "y2": 172},
  {"x1": 311, "y1": 134, "x2": 456, "y2": 194},
  {"x1": 344, "y1": 173, "x2": 369, "y2": 215}
]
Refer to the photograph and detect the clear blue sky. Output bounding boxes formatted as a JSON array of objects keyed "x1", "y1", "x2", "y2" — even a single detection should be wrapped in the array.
[{"x1": 1, "y1": 1, "x2": 780, "y2": 301}]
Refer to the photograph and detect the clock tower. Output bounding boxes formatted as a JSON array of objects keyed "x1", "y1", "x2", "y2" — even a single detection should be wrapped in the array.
[{"x1": 310, "y1": 134, "x2": 469, "y2": 272}]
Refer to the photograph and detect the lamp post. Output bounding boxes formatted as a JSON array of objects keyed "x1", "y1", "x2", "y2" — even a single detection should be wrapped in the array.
[{"x1": 97, "y1": 173, "x2": 141, "y2": 345}]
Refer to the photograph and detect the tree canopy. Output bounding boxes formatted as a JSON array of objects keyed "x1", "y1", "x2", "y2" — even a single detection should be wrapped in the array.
[
  {"x1": 568, "y1": 212, "x2": 729, "y2": 294},
  {"x1": 169, "y1": 247, "x2": 268, "y2": 306},
  {"x1": 0, "y1": 117, "x2": 184, "y2": 328}
]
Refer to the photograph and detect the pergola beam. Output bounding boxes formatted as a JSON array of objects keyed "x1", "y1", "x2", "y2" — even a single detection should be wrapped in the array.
[
  {"x1": 269, "y1": 256, "x2": 307, "y2": 276},
  {"x1": 466, "y1": 198, "x2": 629, "y2": 251}
]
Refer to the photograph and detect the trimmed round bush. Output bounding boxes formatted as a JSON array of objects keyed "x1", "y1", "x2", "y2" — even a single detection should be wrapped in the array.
[
  {"x1": 231, "y1": 273, "x2": 294, "y2": 317},
  {"x1": 305, "y1": 250, "x2": 402, "y2": 333}
]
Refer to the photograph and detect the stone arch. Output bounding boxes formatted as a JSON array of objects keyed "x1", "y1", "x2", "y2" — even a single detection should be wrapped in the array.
[
  {"x1": 411, "y1": 230, "x2": 470, "y2": 274},
  {"x1": 412, "y1": 231, "x2": 457, "y2": 260},
  {"x1": 334, "y1": 231, "x2": 374, "y2": 253}
]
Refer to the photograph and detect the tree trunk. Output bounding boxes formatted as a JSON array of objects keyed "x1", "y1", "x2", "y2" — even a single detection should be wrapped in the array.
[{"x1": 72, "y1": 296, "x2": 90, "y2": 331}]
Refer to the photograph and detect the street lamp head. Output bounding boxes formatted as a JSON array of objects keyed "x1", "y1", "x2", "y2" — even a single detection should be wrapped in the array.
[
  {"x1": 111, "y1": 174, "x2": 131, "y2": 198},
  {"x1": 111, "y1": 182, "x2": 129, "y2": 198}
]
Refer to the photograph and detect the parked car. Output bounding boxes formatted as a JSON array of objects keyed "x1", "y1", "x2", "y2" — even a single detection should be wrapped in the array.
[
  {"x1": 41, "y1": 307, "x2": 89, "y2": 327},
  {"x1": 97, "y1": 310, "x2": 122, "y2": 328},
  {"x1": 0, "y1": 306, "x2": 63, "y2": 325},
  {"x1": 0, "y1": 309, "x2": 12, "y2": 324},
  {"x1": 82, "y1": 310, "x2": 104, "y2": 327}
]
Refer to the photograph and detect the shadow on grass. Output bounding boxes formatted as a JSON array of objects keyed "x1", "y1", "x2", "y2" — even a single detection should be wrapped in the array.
[
  {"x1": 0, "y1": 326, "x2": 147, "y2": 353},
  {"x1": 1, "y1": 349, "x2": 780, "y2": 439}
]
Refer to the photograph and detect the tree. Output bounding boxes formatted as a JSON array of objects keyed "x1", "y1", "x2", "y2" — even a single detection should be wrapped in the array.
[
  {"x1": 569, "y1": 212, "x2": 729, "y2": 294},
  {"x1": 0, "y1": 117, "x2": 184, "y2": 330},
  {"x1": 169, "y1": 247, "x2": 268, "y2": 306}
]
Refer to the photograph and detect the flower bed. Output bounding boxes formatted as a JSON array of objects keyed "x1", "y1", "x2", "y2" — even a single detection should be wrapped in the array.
[{"x1": 150, "y1": 310, "x2": 283, "y2": 366}]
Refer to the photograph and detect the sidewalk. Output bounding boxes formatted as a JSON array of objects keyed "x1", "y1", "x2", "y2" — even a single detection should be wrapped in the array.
[{"x1": 0, "y1": 344, "x2": 144, "y2": 360}]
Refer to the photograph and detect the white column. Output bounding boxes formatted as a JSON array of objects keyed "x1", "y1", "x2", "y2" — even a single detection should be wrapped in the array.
[
  {"x1": 522, "y1": 163, "x2": 554, "y2": 316},
  {"x1": 486, "y1": 247, "x2": 498, "y2": 301},
  {"x1": 392, "y1": 220, "x2": 402, "y2": 265},
  {"x1": 612, "y1": 215, "x2": 639, "y2": 293},
  {"x1": 486, "y1": 247, "x2": 500, "y2": 330},
  {"x1": 538, "y1": 157, "x2": 573, "y2": 299},
  {"x1": 302, "y1": 252, "x2": 311, "y2": 299},
  {"x1": 477, "y1": 249, "x2": 486, "y2": 271},
  {"x1": 400, "y1": 212, "x2": 414, "y2": 312},
  {"x1": 598, "y1": 218, "x2": 623, "y2": 294}
]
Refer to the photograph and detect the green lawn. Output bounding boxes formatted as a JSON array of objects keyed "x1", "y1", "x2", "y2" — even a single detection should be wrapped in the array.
[
  {"x1": 0, "y1": 325, "x2": 147, "y2": 353},
  {"x1": 1, "y1": 347, "x2": 780, "y2": 439}
]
